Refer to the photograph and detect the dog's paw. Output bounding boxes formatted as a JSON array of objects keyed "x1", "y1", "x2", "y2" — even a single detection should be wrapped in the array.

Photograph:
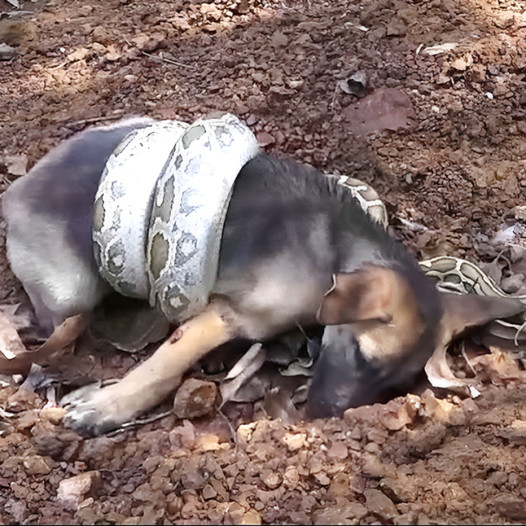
[{"x1": 61, "y1": 382, "x2": 132, "y2": 436}]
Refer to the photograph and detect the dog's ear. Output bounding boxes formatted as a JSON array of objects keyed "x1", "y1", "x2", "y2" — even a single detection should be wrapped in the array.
[
  {"x1": 425, "y1": 292, "x2": 525, "y2": 391},
  {"x1": 316, "y1": 267, "x2": 415, "y2": 325},
  {"x1": 439, "y1": 291, "x2": 524, "y2": 340}
]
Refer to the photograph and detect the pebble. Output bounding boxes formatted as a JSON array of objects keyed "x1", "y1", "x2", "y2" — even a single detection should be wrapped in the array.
[
  {"x1": 23, "y1": 455, "x2": 53, "y2": 475},
  {"x1": 173, "y1": 378, "x2": 219, "y2": 419},
  {"x1": 57, "y1": 471, "x2": 100, "y2": 511},
  {"x1": 363, "y1": 488, "x2": 400, "y2": 519},
  {"x1": 0, "y1": 43, "x2": 16, "y2": 60}
]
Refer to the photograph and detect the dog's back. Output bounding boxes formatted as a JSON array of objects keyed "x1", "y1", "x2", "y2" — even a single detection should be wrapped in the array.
[{"x1": 3, "y1": 118, "x2": 152, "y2": 332}]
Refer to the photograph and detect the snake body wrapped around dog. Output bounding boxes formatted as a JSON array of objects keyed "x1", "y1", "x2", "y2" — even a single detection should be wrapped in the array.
[{"x1": 92, "y1": 113, "x2": 259, "y2": 324}]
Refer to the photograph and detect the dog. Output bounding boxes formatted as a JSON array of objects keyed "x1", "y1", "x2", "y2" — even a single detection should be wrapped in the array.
[{"x1": 3, "y1": 117, "x2": 523, "y2": 436}]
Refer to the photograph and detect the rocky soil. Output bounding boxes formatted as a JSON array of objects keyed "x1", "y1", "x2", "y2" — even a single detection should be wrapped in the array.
[{"x1": 0, "y1": 0, "x2": 526, "y2": 524}]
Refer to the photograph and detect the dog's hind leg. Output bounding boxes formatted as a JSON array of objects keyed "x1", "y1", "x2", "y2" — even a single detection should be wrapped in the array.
[{"x1": 62, "y1": 305, "x2": 233, "y2": 436}]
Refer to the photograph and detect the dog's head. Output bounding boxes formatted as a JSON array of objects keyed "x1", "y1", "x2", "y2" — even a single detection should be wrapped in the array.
[{"x1": 307, "y1": 264, "x2": 524, "y2": 417}]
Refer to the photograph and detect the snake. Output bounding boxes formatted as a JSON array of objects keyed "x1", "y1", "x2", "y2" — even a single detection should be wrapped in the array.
[
  {"x1": 91, "y1": 112, "x2": 525, "y2": 348},
  {"x1": 92, "y1": 112, "x2": 259, "y2": 324}
]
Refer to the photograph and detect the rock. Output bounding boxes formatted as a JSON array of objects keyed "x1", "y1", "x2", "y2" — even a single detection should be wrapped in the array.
[
  {"x1": 241, "y1": 510, "x2": 262, "y2": 524},
  {"x1": 169, "y1": 419, "x2": 196, "y2": 450},
  {"x1": 494, "y1": 13, "x2": 515, "y2": 29},
  {"x1": 173, "y1": 378, "x2": 219, "y2": 419},
  {"x1": 234, "y1": 0, "x2": 250, "y2": 15},
  {"x1": 40, "y1": 406, "x2": 66, "y2": 425},
  {"x1": 0, "y1": 43, "x2": 16, "y2": 60},
  {"x1": 493, "y1": 495, "x2": 526, "y2": 520},
  {"x1": 513, "y1": 205, "x2": 526, "y2": 220},
  {"x1": 282, "y1": 432, "x2": 306, "y2": 452},
  {"x1": 450, "y1": 54, "x2": 473, "y2": 71},
  {"x1": 342, "y1": 87, "x2": 416, "y2": 137},
  {"x1": 5, "y1": 154, "x2": 28, "y2": 176},
  {"x1": 57, "y1": 471, "x2": 101, "y2": 511},
  {"x1": 4, "y1": 499, "x2": 27, "y2": 524},
  {"x1": 499, "y1": 420, "x2": 526, "y2": 445},
  {"x1": 379, "y1": 396, "x2": 419, "y2": 431},
  {"x1": 283, "y1": 466, "x2": 300, "y2": 488},
  {"x1": 327, "y1": 441, "x2": 348, "y2": 460},
  {"x1": 200, "y1": 3, "x2": 222, "y2": 22},
  {"x1": 363, "y1": 488, "x2": 399, "y2": 519},
  {"x1": 271, "y1": 31, "x2": 288, "y2": 48},
  {"x1": 256, "y1": 131, "x2": 275, "y2": 147},
  {"x1": 92, "y1": 26, "x2": 112, "y2": 45},
  {"x1": 23, "y1": 455, "x2": 53, "y2": 475},
  {"x1": 7, "y1": 388, "x2": 42, "y2": 412},
  {"x1": 262, "y1": 470, "x2": 283, "y2": 489},
  {"x1": 386, "y1": 19, "x2": 406, "y2": 37},
  {"x1": 202, "y1": 483, "x2": 217, "y2": 500}
]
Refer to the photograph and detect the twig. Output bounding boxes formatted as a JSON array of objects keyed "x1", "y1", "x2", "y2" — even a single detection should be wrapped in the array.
[
  {"x1": 48, "y1": 60, "x2": 68, "y2": 71},
  {"x1": 217, "y1": 408, "x2": 239, "y2": 454},
  {"x1": 106, "y1": 408, "x2": 174, "y2": 436},
  {"x1": 141, "y1": 49, "x2": 193, "y2": 69},
  {"x1": 66, "y1": 112, "x2": 125, "y2": 128},
  {"x1": 460, "y1": 341, "x2": 476, "y2": 376},
  {"x1": 122, "y1": 35, "x2": 192, "y2": 68}
]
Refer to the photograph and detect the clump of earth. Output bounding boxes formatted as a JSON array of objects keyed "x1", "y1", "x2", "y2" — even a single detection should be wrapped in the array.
[{"x1": 1, "y1": 0, "x2": 526, "y2": 524}]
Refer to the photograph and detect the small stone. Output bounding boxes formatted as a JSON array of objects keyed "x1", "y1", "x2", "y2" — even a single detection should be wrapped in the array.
[
  {"x1": 92, "y1": 26, "x2": 112, "y2": 45},
  {"x1": 450, "y1": 54, "x2": 472, "y2": 71},
  {"x1": 234, "y1": 0, "x2": 250, "y2": 15},
  {"x1": 173, "y1": 378, "x2": 219, "y2": 419},
  {"x1": 364, "y1": 488, "x2": 399, "y2": 519},
  {"x1": 0, "y1": 43, "x2": 16, "y2": 60},
  {"x1": 5, "y1": 154, "x2": 28, "y2": 176},
  {"x1": 327, "y1": 472, "x2": 349, "y2": 497},
  {"x1": 262, "y1": 471, "x2": 283, "y2": 489},
  {"x1": 202, "y1": 483, "x2": 217, "y2": 500},
  {"x1": 494, "y1": 13, "x2": 515, "y2": 29},
  {"x1": 379, "y1": 397, "x2": 417, "y2": 431},
  {"x1": 513, "y1": 205, "x2": 526, "y2": 220},
  {"x1": 283, "y1": 466, "x2": 300, "y2": 488},
  {"x1": 362, "y1": 453, "x2": 394, "y2": 478},
  {"x1": 169, "y1": 419, "x2": 196, "y2": 450},
  {"x1": 271, "y1": 31, "x2": 288, "y2": 48},
  {"x1": 23, "y1": 455, "x2": 53, "y2": 475},
  {"x1": 499, "y1": 420, "x2": 526, "y2": 445},
  {"x1": 282, "y1": 432, "x2": 306, "y2": 452},
  {"x1": 256, "y1": 131, "x2": 275, "y2": 147},
  {"x1": 493, "y1": 495, "x2": 526, "y2": 520},
  {"x1": 327, "y1": 441, "x2": 348, "y2": 459},
  {"x1": 200, "y1": 3, "x2": 222, "y2": 21},
  {"x1": 241, "y1": 510, "x2": 262, "y2": 525},
  {"x1": 57, "y1": 471, "x2": 101, "y2": 511},
  {"x1": 40, "y1": 406, "x2": 66, "y2": 425},
  {"x1": 16, "y1": 411, "x2": 39, "y2": 430},
  {"x1": 314, "y1": 472, "x2": 331, "y2": 485},
  {"x1": 386, "y1": 19, "x2": 406, "y2": 36}
]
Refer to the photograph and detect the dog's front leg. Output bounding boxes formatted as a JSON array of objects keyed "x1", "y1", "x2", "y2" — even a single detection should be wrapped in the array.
[{"x1": 62, "y1": 307, "x2": 232, "y2": 436}]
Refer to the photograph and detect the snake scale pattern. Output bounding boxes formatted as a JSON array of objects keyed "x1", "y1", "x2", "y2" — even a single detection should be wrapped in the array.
[
  {"x1": 93, "y1": 112, "x2": 259, "y2": 324},
  {"x1": 92, "y1": 112, "x2": 524, "y2": 336}
]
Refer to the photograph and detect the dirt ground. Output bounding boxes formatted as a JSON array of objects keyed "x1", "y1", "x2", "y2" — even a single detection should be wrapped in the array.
[{"x1": 1, "y1": 0, "x2": 526, "y2": 524}]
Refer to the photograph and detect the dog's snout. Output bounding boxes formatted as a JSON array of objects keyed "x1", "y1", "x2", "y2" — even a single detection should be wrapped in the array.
[
  {"x1": 307, "y1": 328, "x2": 379, "y2": 418},
  {"x1": 306, "y1": 324, "x2": 424, "y2": 418}
]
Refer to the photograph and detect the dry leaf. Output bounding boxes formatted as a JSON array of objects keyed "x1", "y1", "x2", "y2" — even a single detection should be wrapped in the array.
[{"x1": 0, "y1": 315, "x2": 87, "y2": 375}]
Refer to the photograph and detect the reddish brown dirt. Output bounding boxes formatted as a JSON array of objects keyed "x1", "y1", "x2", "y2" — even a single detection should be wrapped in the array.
[{"x1": 1, "y1": 0, "x2": 526, "y2": 524}]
